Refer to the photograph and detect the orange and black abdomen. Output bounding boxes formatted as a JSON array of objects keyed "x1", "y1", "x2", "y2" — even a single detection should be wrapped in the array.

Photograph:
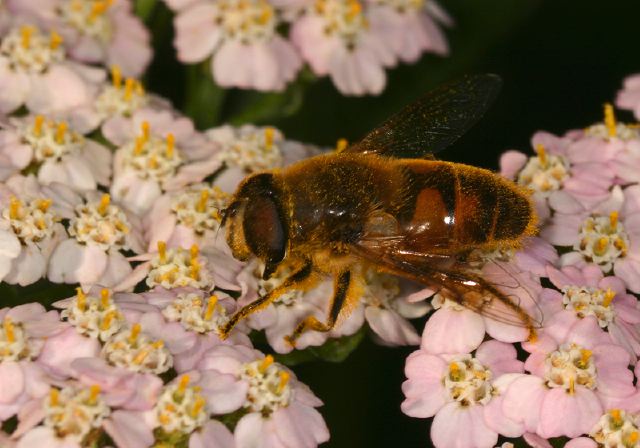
[{"x1": 399, "y1": 160, "x2": 535, "y2": 252}]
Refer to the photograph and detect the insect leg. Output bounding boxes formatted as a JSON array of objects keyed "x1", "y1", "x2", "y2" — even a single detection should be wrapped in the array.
[
  {"x1": 219, "y1": 261, "x2": 314, "y2": 340},
  {"x1": 284, "y1": 270, "x2": 351, "y2": 347}
]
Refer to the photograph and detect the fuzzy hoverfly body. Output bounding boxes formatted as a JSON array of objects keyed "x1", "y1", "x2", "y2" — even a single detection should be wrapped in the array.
[{"x1": 219, "y1": 74, "x2": 540, "y2": 346}]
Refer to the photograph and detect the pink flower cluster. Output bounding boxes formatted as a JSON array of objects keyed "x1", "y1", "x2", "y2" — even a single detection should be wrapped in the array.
[
  {"x1": 401, "y1": 75, "x2": 640, "y2": 447},
  {"x1": 165, "y1": 0, "x2": 451, "y2": 95},
  {"x1": 0, "y1": 289, "x2": 329, "y2": 447}
]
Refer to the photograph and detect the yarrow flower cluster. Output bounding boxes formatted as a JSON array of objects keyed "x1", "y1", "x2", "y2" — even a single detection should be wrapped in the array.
[
  {"x1": 398, "y1": 76, "x2": 640, "y2": 448},
  {"x1": 164, "y1": 0, "x2": 452, "y2": 95}
]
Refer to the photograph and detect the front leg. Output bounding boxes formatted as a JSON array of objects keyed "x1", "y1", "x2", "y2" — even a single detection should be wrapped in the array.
[
  {"x1": 284, "y1": 269, "x2": 352, "y2": 347},
  {"x1": 219, "y1": 260, "x2": 314, "y2": 339}
]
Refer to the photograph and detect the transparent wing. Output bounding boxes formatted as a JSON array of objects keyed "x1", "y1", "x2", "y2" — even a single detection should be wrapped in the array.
[
  {"x1": 346, "y1": 74, "x2": 502, "y2": 159},
  {"x1": 352, "y1": 242, "x2": 542, "y2": 329}
]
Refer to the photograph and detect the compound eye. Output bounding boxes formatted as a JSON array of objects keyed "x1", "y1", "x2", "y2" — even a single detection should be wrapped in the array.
[{"x1": 243, "y1": 195, "x2": 287, "y2": 273}]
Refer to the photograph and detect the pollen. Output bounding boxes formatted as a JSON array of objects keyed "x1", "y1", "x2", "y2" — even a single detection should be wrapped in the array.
[
  {"x1": 110, "y1": 65, "x2": 122, "y2": 89},
  {"x1": 278, "y1": 371, "x2": 290, "y2": 394},
  {"x1": 141, "y1": 121, "x2": 150, "y2": 142},
  {"x1": 602, "y1": 288, "x2": 615, "y2": 307},
  {"x1": 609, "y1": 211, "x2": 619, "y2": 230},
  {"x1": 20, "y1": 25, "x2": 33, "y2": 49},
  {"x1": 196, "y1": 189, "x2": 209, "y2": 213},
  {"x1": 98, "y1": 194, "x2": 111, "y2": 216},
  {"x1": 37, "y1": 198, "x2": 52, "y2": 212},
  {"x1": 49, "y1": 388, "x2": 60, "y2": 406},
  {"x1": 190, "y1": 244, "x2": 199, "y2": 261},
  {"x1": 204, "y1": 295, "x2": 217, "y2": 321},
  {"x1": 88, "y1": 384, "x2": 101, "y2": 405},
  {"x1": 178, "y1": 375, "x2": 190, "y2": 394},
  {"x1": 100, "y1": 288, "x2": 110, "y2": 308},
  {"x1": 260, "y1": 354, "x2": 274, "y2": 373},
  {"x1": 49, "y1": 31, "x2": 63, "y2": 50},
  {"x1": 604, "y1": 103, "x2": 617, "y2": 138},
  {"x1": 124, "y1": 78, "x2": 135, "y2": 101},
  {"x1": 76, "y1": 287, "x2": 86, "y2": 311},
  {"x1": 609, "y1": 409, "x2": 622, "y2": 425},
  {"x1": 89, "y1": 0, "x2": 113, "y2": 21},
  {"x1": 264, "y1": 127, "x2": 275, "y2": 149},
  {"x1": 9, "y1": 196, "x2": 21, "y2": 219},
  {"x1": 128, "y1": 323, "x2": 141, "y2": 345},
  {"x1": 535, "y1": 143, "x2": 547, "y2": 167},
  {"x1": 4, "y1": 317, "x2": 15, "y2": 343},
  {"x1": 158, "y1": 241, "x2": 167, "y2": 263},
  {"x1": 166, "y1": 133, "x2": 175, "y2": 158},
  {"x1": 55, "y1": 121, "x2": 67, "y2": 144},
  {"x1": 32, "y1": 115, "x2": 44, "y2": 136}
]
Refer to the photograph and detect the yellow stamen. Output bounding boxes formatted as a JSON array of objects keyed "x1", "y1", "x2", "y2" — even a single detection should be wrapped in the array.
[
  {"x1": 33, "y1": 115, "x2": 44, "y2": 137},
  {"x1": 449, "y1": 362, "x2": 460, "y2": 378},
  {"x1": 610, "y1": 408, "x2": 622, "y2": 424},
  {"x1": 76, "y1": 287, "x2": 86, "y2": 311},
  {"x1": 100, "y1": 288, "x2": 110, "y2": 308},
  {"x1": 128, "y1": 323, "x2": 141, "y2": 345},
  {"x1": 196, "y1": 189, "x2": 209, "y2": 213},
  {"x1": 9, "y1": 196, "x2": 21, "y2": 219},
  {"x1": 157, "y1": 241, "x2": 167, "y2": 263},
  {"x1": 535, "y1": 143, "x2": 547, "y2": 167},
  {"x1": 204, "y1": 295, "x2": 217, "y2": 321},
  {"x1": 259, "y1": 355, "x2": 274, "y2": 373},
  {"x1": 135, "y1": 80, "x2": 145, "y2": 96},
  {"x1": 55, "y1": 122, "x2": 67, "y2": 144},
  {"x1": 264, "y1": 127, "x2": 275, "y2": 149},
  {"x1": 148, "y1": 155, "x2": 158, "y2": 169},
  {"x1": 4, "y1": 317, "x2": 15, "y2": 343},
  {"x1": 178, "y1": 374, "x2": 190, "y2": 394},
  {"x1": 36, "y1": 198, "x2": 52, "y2": 212},
  {"x1": 98, "y1": 194, "x2": 110, "y2": 216},
  {"x1": 35, "y1": 218, "x2": 46, "y2": 230},
  {"x1": 277, "y1": 371, "x2": 290, "y2": 394},
  {"x1": 628, "y1": 432, "x2": 639, "y2": 444},
  {"x1": 100, "y1": 311, "x2": 115, "y2": 331},
  {"x1": 603, "y1": 288, "x2": 616, "y2": 307},
  {"x1": 124, "y1": 78, "x2": 135, "y2": 101},
  {"x1": 49, "y1": 388, "x2": 59, "y2": 406},
  {"x1": 49, "y1": 31, "x2": 63, "y2": 50},
  {"x1": 335, "y1": 138, "x2": 348, "y2": 153},
  {"x1": 141, "y1": 121, "x2": 150, "y2": 142},
  {"x1": 20, "y1": 25, "x2": 33, "y2": 49},
  {"x1": 580, "y1": 349, "x2": 592, "y2": 366},
  {"x1": 133, "y1": 136, "x2": 145, "y2": 155},
  {"x1": 158, "y1": 413, "x2": 170, "y2": 425},
  {"x1": 152, "y1": 340, "x2": 164, "y2": 349},
  {"x1": 346, "y1": 0, "x2": 361, "y2": 20},
  {"x1": 190, "y1": 244, "x2": 199, "y2": 261},
  {"x1": 594, "y1": 237, "x2": 609, "y2": 255},
  {"x1": 111, "y1": 65, "x2": 122, "y2": 89},
  {"x1": 89, "y1": 0, "x2": 111, "y2": 21},
  {"x1": 133, "y1": 349, "x2": 149, "y2": 365},
  {"x1": 88, "y1": 385, "x2": 100, "y2": 405},
  {"x1": 190, "y1": 396, "x2": 206, "y2": 418},
  {"x1": 256, "y1": 6, "x2": 272, "y2": 25},
  {"x1": 604, "y1": 103, "x2": 617, "y2": 138},
  {"x1": 189, "y1": 258, "x2": 200, "y2": 280},
  {"x1": 568, "y1": 377, "x2": 575, "y2": 395},
  {"x1": 166, "y1": 133, "x2": 175, "y2": 158},
  {"x1": 610, "y1": 211, "x2": 619, "y2": 229}
]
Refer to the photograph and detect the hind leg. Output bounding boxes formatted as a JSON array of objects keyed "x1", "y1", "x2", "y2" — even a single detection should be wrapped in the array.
[{"x1": 284, "y1": 270, "x2": 352, "y2": 347}]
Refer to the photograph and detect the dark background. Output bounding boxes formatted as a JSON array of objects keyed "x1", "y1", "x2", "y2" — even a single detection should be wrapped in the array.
[{"x1": 143, "y1": 0, "x2": 640, "y2": 446}]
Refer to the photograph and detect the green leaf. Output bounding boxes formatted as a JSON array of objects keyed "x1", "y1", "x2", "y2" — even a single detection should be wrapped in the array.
[
  {"x1": 274, "y1": 326, "x2": 367, "y2": 367},
  {"x1": 183, "y1": 63, "x2": 226, "y2": 129},
  {"x1": 134, "y1": 0, "x2": 159, "y2": 23},
  {"x1": 0, "y1": 279, "x2": 76, "y2": 309},
  {"x1": 226, "y1": 69, "x2": 316, "y2": 126}
]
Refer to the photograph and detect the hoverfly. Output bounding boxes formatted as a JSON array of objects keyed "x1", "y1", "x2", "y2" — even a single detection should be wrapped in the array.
[{"x1": 218, "y1": 74, "x2": 540, "y2": 345}]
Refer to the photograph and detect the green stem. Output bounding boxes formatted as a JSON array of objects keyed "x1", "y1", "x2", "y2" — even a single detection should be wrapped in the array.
[{"x1": 183, "y1": 63, "x2": 227, "y2": 129}]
